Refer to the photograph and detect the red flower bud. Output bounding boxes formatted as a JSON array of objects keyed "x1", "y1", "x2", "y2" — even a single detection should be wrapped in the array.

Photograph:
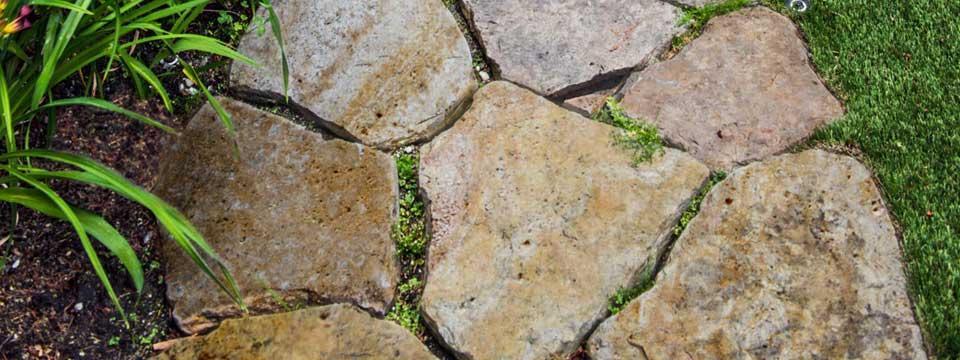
[{"x1": 1, "y1": 5, "x2": 30, "y2": 35}]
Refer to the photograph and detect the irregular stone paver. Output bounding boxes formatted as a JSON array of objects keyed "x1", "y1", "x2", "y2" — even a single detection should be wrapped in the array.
[
  {"x1": 155, "y1": 304, "x2": 436, "y2": 359},
  {"x1": 232, "y1": 0, "x2": 476, "y2": 149},
  {"x1": 463, "y1": 0, "x2": 683, "y2": 97},
  {"x1": 619, "y1": 7, "x2": 843, "y2": 170},
  {"x1": 155, "y1": 98, "x2": 398, "y2": 334},
  {"x1": 420, "y1": 81, "x2": 709, "y2": 360},
  {"x1": 588, "y1": 150, "x2": 927, "y2": 359}
]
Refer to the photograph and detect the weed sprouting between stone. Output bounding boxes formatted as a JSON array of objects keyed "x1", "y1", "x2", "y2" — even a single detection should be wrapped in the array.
[
  {"x1": 607, "y1": 262, "x2": 657, "y2": 315},
  {"x1": 393, "y1": 152, "x2": 428, "y2": 261},
  {"x1": 664, "y1": 0, "x2": 752, "y2": 59},
  {"x1": 388, "y1": 301, "x2": 423, "y2": 334},
  {"x1": 606, "y1": 171, "x2": 727, "y2": 314},
  {"x1": 674, "y1": 171, "x2": 727, "y2": 236},
  {"x1": 594, "y1": 97, "x2": 664, "y2": 165},
  {"x1": 387, "y1": 150, "x2": 429, "y2": 335}
]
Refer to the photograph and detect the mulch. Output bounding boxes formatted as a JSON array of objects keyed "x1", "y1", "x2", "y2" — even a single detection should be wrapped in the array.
[{"x1": 0, "y1": 86, "x2": 187, "y2": 359}]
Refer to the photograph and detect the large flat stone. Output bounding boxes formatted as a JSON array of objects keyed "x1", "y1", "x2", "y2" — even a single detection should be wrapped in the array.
[
  {"x1": 588, "y1": 150, "x2": 927, "y2": 359},
  {"x1": 232, "y1": 0, "x2": 476, "y2": 149},
  {"x1": 155, "y1": 304, "x2": 436, "y2": 359},
  {"x1": 463, "y1": 0, "x2": 683, "y2": 97},
  {"x1": 620, "y1": 7, "x2": 843, "y2": 170},
  {"x1": 420, "y1": 81, "x2": 709, "y2": 359},
  {"x1": 155, "y1": 98, "x2": 399, "y2": 334}
]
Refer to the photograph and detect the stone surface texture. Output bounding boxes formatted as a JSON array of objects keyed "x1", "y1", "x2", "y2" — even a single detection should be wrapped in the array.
[
  {"x1": 232, "y1": 0, "x2": 476, "y2": 149},
  {"x1": 420, "y1": 81, "x2": 709, "y2": 360},
  {"x1": 620, "y1": 7, "x2": 843, "y2": 170},
  {"x1": 564, "y1": 90, "x2": 612, "y2": 116},
  {"x1": 588, "y1": 150, "x2": 927, "y2": 360},
  {"x1": 463, "y1": 0, "x2": 683, "y2": 97},
  {"x1": 155, "y1": 98, "x2": 399, "y2": 334},
  {"x1": 675, "y1": 0, "x2": 722, "y2": 6},
  {"x1": 155, "y1": 304, "x2": 436, "y2": 359}
]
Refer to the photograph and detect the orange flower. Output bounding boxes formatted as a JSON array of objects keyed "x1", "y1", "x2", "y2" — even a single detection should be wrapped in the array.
[{"x1": 0, "y1": 5, "x2": 30, "y2": 36}]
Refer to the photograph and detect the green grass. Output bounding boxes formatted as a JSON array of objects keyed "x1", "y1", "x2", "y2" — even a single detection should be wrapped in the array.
[
  {"x1": 594, "y1": 98, "x2": 664, "y2": 165},
  {"x1": 680, "y1": 0, "x2": 751, "y2": 34},
  {"x1": 768, "y1": 0, "x2": 960, "y2": 355}
]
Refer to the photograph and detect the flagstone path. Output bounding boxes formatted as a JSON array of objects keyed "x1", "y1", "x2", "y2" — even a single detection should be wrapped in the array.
[
  {"x1": 154, "y1": 1, "x2": 927, "y2": 359},
  {"x1": 154, "y1": 98, "x2": 399, "y2": 334}
]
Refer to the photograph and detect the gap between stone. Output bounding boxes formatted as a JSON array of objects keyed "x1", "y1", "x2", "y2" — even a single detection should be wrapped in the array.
[{"x1": 567, "y1": 170, "x2": 727, "y2": 358}]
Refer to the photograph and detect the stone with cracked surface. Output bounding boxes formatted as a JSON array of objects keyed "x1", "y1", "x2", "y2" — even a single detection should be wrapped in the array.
[
  {"x1": 155, "y1": 98, "x2": 398, "y2": 334},
  {"x1": 232, "y1": 0, "x2": 476, "y2": 149},
  {"x1": 462, "y1": 0, "x2": 683, "y2": 97},
  {"x1": 588, "y1": 150, "x2": 927, "y2": 360},
  {"x1": 420, "y1": 81, "x2": 709, "y2": 360},
  {"x1": 619, "y1": 7, "x2": 843, "y2": 170},
  {"x1": 154, "y1": 304, "x2": 436, "y2": 359}
]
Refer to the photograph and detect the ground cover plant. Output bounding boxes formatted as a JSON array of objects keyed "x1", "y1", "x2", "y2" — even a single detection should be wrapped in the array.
[
  {"x1": 388, "y1": 150, "x2": 429, "y2": 335},
  {"x1": 594, "y1": 97, "x2": 664, "y2": 165},
  {"x1": 0, "y1": 0, "x2": 285, "y2": 336},
  {"x1": 767, "y1": 0, "x2": 960, "y2": 355}
]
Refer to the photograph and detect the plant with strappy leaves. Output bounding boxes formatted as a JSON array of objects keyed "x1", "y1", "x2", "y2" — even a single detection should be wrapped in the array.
[{"x1": 0, "y1": 0, "x2": 288, "y2": 325}]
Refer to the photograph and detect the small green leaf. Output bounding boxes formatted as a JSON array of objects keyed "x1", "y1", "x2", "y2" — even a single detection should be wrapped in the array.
[
  {"x1": 262, "y1": 0, "x2": 290, "y2": 100},
  {"x1": 170, "y1": 37, "x2": 257, "y2": 66},
  {"x1": 119, "y1": 52, "x2": 174, "y2": 112},
  {"x1": 27, "y1": 0, "x2": 95, "y2": 15}
]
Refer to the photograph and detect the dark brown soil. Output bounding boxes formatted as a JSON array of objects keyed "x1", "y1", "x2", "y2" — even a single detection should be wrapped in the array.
[
  {"x1": 0, "y1": 3, "x2": 246, "y2": 357},
  {"x1": 0, "y1": 86, "x2": 182, "y2": 359},
  {"x1": 0, "y1": 63, "x2": 301, "y2": 360}
]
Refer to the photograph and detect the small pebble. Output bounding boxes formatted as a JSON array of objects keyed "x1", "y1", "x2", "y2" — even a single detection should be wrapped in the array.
[
  {"x1": 180, "y1": 78, "x2": 199, "y2": 96},
  {"x1": 479, "y1": 71, "x2": 490, "y2": 82},
  {"x1": 160, "y1": 56, "x2": 180, "y2": 70},
  {"x1": 74, "y1": 302, "x2": 84, "y2": 312},
  {"x1": 11, "y1": 259, "x2": 20, "y2": 269}
]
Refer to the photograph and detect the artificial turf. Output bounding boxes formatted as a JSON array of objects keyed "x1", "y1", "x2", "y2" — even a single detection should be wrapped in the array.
[{"x1": 780, "y1": 0, "x2": 959, "y2": 356}]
